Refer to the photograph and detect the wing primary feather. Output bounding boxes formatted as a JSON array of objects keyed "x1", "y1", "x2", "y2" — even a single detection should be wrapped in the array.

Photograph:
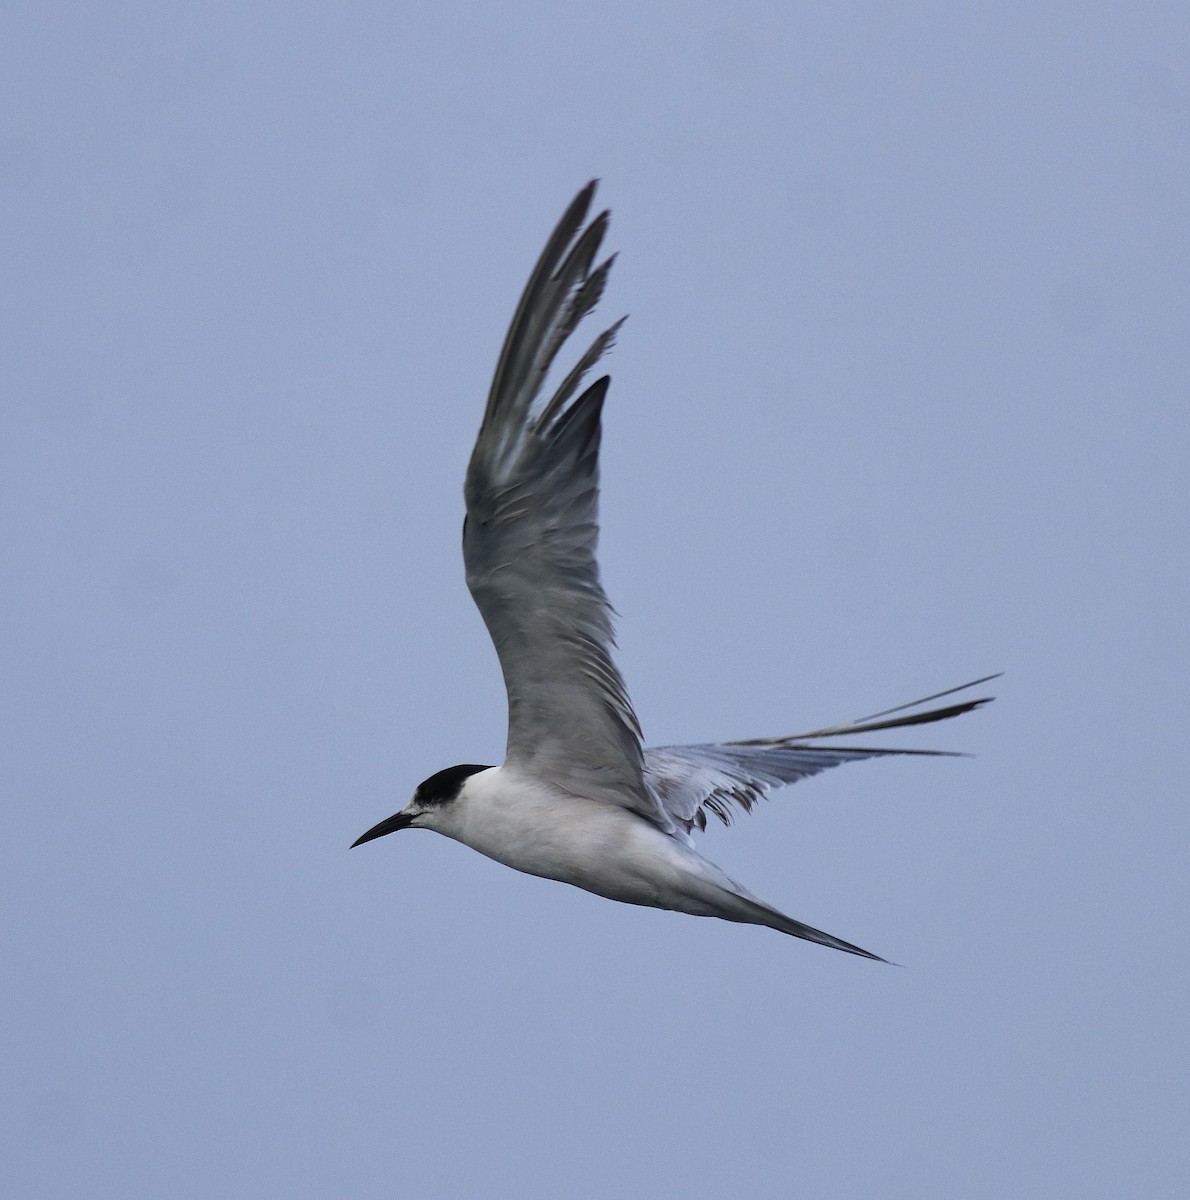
[
  {"x1": 536, "y1": 316, "x2": 626, "y2": 433},
  {"x1": 729, "y1": 677, "x2": 999, "y2": 745},
  {"x1": 851, "y1": 673, "x2": 1003, "y2": 723},
  {"x1": 548, "y1": 375, "x2": 609, "y2": 449},
  {"x1": 480, "y1": 181, "x2": 599, "y2": 459},
  {"x1": 529, "y1": 214, "x2": 611, "y2": 392},
  {"x1": 768, "y1": 695, "x2": 994, "y2": 743}
]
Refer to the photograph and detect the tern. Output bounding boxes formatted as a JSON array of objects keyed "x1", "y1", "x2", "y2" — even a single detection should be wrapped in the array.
[{"x1": 353, "y1": 182, "x2": 994, "y2": 960}]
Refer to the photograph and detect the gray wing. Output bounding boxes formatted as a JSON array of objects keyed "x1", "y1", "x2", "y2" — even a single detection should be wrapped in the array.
[
  {"x1": 645, "y1": 677, "x2": 997, "y2": 839},
  {"x1": 464, "y1": 183, "x2": 656, "y2": 818}
]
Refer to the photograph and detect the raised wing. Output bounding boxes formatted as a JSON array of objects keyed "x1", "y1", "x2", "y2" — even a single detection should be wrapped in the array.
[
  {"x1": 464, "y1": 183, "x2": 655, "y2": 817},
  {"x1": 646, "y1": 676, "x2": 997, "y2": 837}
]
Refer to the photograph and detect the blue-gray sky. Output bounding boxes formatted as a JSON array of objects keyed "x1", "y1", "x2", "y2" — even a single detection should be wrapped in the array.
[{"x1": 4, "y1": 3, "x2": 1187, "y2": 1197}]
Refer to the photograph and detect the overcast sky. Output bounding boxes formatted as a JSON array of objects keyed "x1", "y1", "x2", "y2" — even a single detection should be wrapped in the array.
[{"x1": 3, "y1": 3, "x2": 1188, "y2": 1197}]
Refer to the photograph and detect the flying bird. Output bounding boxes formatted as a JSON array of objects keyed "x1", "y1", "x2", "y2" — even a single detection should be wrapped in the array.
[{"x1": 353, "y1": 182, "x2": 994, "y2": 960}]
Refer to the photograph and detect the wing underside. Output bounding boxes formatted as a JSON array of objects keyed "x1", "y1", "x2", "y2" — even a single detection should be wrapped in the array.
[{"x1": 646, "y1": 676, "x2": 997, "y2": 836}]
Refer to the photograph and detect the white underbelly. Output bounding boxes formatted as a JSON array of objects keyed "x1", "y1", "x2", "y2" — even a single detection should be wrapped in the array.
[{"x1": 446, "y1": 781, "x2": 731, "y2": 914}]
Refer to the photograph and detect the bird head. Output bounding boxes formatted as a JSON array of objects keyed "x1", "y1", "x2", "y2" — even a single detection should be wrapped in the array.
[{"x1": 351, "y1": 763, "x2": 492, "y2": 847}]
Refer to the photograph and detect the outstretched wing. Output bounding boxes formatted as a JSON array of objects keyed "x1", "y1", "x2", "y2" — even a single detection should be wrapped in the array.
[
  {"x1": 464, "y1": 183, "x2": 656, "y2": 818},
  {"x1": 646, "y1": 676, "x2": 997, "y2": 837}
]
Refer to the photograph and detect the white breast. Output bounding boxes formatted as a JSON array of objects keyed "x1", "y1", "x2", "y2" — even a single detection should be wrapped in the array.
[{"x1": 425, "y1": 765, "x2": 740, "y2": 916}]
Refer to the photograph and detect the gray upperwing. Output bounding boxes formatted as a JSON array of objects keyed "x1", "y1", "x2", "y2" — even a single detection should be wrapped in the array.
[{"x1": 464, "y1": 182, "x2": 658, "y2": 821}]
